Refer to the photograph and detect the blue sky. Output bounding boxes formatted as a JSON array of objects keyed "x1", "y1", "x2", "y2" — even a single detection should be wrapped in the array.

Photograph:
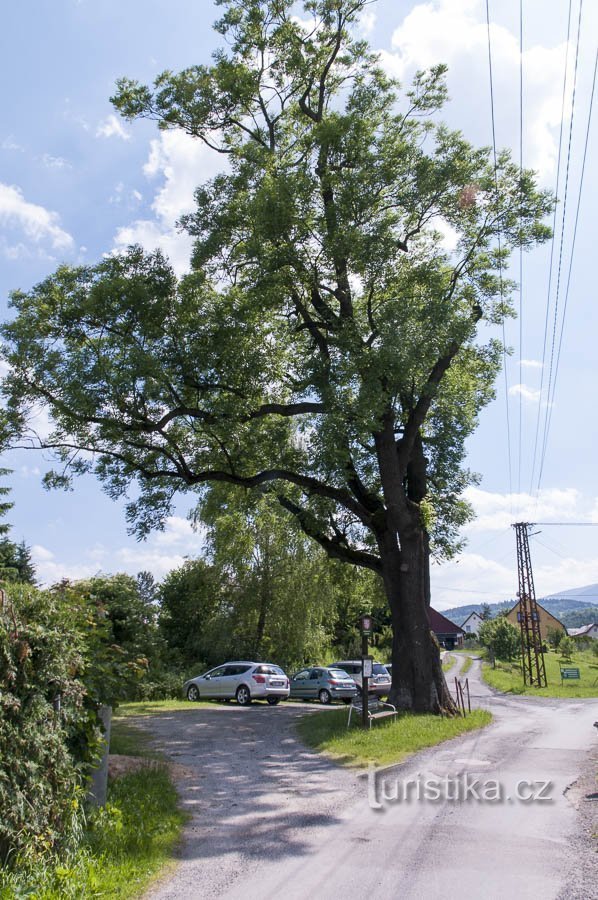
[{"x1": 1, "y1": 0, "x2": 597, "y2": 608}]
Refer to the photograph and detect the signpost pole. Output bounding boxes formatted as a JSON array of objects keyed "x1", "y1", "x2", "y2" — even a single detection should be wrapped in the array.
[
  {"x1": 361, "y1": 631, "x2": 369, "y2": 729},
  {"x1": 359, "y1": 614, "x2": 373, "y2": 730}
]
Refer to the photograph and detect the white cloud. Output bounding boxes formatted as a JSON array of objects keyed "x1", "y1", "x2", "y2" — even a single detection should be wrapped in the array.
[
  {"x1": 96, "y1": 114, "x2": 131, "y2": 141},
  {"x1": 1, "y1": 135, "x2": 24, "y2": 152},
  {"x1": 509, "y1": 383, "x2": 541, "y2": 403},
  {"x1": 379, "y1": 0, "x2": 569, "y2": 179},
  {"x1": 19, "y1": 465, "x2": 41, "y2": 479},
  {"x1": 0, "y1": 183, "x2": 74, "y2": 251},
  {"x1": 432, "y1": 545, "x2": 598, "y2": 610},
  {"x1": 31, "y1": 544, "x2": 55, "y2": 562},
  {"x1": 358, "y1": 9, "x2": 376, "y2": 36},
  {"x1": 113, "y1": 129, "x2": 227, "y2": 276},
  {"x1": 520, "y1": 359, "x2": 543, "y2": 369},
  {"x1": 31, "y1": 515, "x2": 205, "y2": 586},
  {"x1": 463, "y1": 485, "x2": 588, "y2": 532},
  {"x1": 40, "y1": 153, "x2": 71, "y2": 169}
]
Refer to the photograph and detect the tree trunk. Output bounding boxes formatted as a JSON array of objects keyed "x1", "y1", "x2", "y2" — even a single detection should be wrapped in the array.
[{"x1": 381, "y1": 528, "x2": 457, "y2": 714}]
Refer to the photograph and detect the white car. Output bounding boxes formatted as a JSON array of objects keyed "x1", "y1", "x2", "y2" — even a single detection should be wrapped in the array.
[
  {"x1": 183, "y1": 661, "x2": 290, "y2": 706},
  {"x1": 330, "y1": 660, "x2": 391, "y2": 698}
]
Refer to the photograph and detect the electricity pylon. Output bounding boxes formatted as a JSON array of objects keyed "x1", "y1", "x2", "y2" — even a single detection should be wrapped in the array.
[{"x1": 513, "y1": 522, "x2": 547, "y2": 687}]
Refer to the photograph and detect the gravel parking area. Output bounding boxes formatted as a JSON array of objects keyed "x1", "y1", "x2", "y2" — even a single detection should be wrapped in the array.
[{"x1": 137, "y1": 701, "x2": 360, "y2": 899}]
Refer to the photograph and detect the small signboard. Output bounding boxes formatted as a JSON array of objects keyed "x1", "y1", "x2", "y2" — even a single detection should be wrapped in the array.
[
  {"x1": 359, "y1": 613, "x2": 373, "y2": 635},
  {"x1": 362, "y1": 656, "x2": 374, "y2": 678}
]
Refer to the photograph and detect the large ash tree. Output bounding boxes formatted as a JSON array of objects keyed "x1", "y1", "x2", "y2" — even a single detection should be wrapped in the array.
[{"x1": 1, "y1": 0, "x2": 551, "y2": 712}]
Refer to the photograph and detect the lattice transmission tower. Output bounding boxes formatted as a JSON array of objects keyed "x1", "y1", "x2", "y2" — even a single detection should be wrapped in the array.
[{"x1": 513, "y1": 522, "x2": 547, "y2": 687}]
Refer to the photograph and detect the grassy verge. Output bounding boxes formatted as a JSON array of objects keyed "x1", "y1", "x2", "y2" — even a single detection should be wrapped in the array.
[
  {"x1": 296, "y1": 707, "x2": 492, "y2": 768},
  {"x1": 461, "y1": 656, "x2": 473, "y2": 675},
  {"x1": 1, "y1": 716, "x2": 186, "y2": 898},
  {"x1": 482, "y1": 649, "x2": 598, "y2": 698},
  {"x1": 441, "y1": 654, "x2": 455, "y2": 672},
  {"x1": 116, "y1": 697, "x2": 214, "y2": 717}
]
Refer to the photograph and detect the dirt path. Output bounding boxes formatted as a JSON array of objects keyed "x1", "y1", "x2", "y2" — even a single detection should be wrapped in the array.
[{"x1": 137, "y1": 665, "x2": 598, "y2": 900}]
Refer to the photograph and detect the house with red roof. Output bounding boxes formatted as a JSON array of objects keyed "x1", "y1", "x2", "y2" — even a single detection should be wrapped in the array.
[{"x1": 428, "y1": 608, "x2": 465, "y2": 650}]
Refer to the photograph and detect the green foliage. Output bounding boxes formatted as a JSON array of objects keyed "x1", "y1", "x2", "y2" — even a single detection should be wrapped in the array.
[
  {"x1": 0, "y1": 0, "x2": 554, "y2": 712},
  {"x1": 0, "y1": 585, "x2": 100, "y2": 866},
  {"x1": 1, "y1": 1, "x2": 553, "y2": 564},
  {"x1": 0, "y1": 766, "x2": 185, "y2": 899},
  {"x1": 478, "y1": 617, "x2": 520, "y2": 661},
  {"x1": 558, "y1": 636, "x2": 575, "y2": 661},
  {"x1": 158, "y1": 558, "x2": 221, "y2": 668},
  {"x1": 546, "y1": 626, "x2": 564, "y2": 649}
]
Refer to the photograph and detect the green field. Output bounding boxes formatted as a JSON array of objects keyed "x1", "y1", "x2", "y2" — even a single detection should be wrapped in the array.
[
  {"x1": 482, "y1": 649, "x2": 598, "y2": 698},
  {"x1": 297, "y1": 707, "x2": 492, "y2": 768}
]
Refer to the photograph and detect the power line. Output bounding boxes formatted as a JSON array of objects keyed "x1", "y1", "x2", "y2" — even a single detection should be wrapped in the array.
[
  {"x1": 486, "y1": 0, "x2": 513, "y2": 510},
  {"x1": 518, "y1": 0, "x2": 524, "y2": 503},
  {"x1": 529, "y1": 0, "x2": 573, "y2": 496},
  {"x1": 536, "y1": 0, "x2": 584, "y2": 492},
  {"x1": 541, "y1": 45, "x2": 598, "y2": 472}
]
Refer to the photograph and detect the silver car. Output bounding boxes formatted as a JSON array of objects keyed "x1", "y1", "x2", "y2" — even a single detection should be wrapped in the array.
[
  {"x1": 330, "y1": 660, "x2": 391, "y2": 698},
  {"x1": 184, "y1": 661, "x2": 290, "y2": 706},
  {"x1": 289, "y1": 666, "x2": 358, "y2": 704}
]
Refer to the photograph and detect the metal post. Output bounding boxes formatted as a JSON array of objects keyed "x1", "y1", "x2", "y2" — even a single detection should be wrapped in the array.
[{"x1": 361, "y1": 632, "x2": 369, "y2": 729}]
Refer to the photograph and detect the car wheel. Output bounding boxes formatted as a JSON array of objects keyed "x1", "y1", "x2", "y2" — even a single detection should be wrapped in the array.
[
  {"x1": 187, "y1": 684, "x2": 200, "y2": 702},
  {"x1": 318, "y1": 689, "x2": 332, "y2": 705},
  {"x1": 267, "y1": 697, "x2": 280, "y2": 706},
  {"x1": 236, "y1": 685, "x2": 252, "y2": 706}
]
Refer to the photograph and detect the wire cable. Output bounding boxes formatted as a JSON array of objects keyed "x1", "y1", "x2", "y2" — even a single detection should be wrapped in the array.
[
  {"x1": 485, "y1": 0, "x2": 513, "y2": 511},
  {"x1": 529, "y1": 0, "x2": 573, "y2": 497},
  {"x1": 518, "y1": 0, "x2": 524, "y2": 503},
  {"x1": 539, "y1": 45, "x2": 598, "y2": 481},
  {"x1": 536, "y1": 0, "x2": 584, "y2": 491}
]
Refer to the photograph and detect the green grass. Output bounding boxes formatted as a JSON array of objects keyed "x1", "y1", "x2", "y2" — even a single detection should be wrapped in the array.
[
  {"x1": 482, "y1": 649, "x2": 598, "y2": 698},
  {"x1": 296, "y1": 707, "x2": 492, "y2": 768},
  {"x1": 110, "y1": 718, "x2": 164, "y2": 759},
  {"x1": 1, "y1": 707, "x2": 187, "y2": 899},
  {"x1": 0, "y1": 767, "x2": 186, "y2": 899},
  {"x1": 116, "y1": 697, "x2": 214, "y2": 717},
  {"x1": 460, "y1": 655, "x2": 473, "y2": 675},
  {"x1": 441, "y1": 653, "x2": 455, "y2": 672}
]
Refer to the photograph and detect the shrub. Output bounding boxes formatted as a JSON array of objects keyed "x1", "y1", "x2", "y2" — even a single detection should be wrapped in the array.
[
  {"x1": 478, "y1": 618, "x2": 520, "y2": 661},
  {"x1": 558, "y1": 636, "x2": 575, "y2": 661},
  {"x1": 0, "y1": 586, "x2": 101, "y2": 865}
]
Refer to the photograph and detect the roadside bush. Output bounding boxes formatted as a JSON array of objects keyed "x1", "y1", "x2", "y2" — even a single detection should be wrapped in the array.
[
  {"x1": 558, "y1": 636, "x2": 575, "y2": 661},
  {"x1": 546, "y1": 627, "x2": 563, "y2": 650},
  {"x1": 478, "y1": 618, "x2": 520, "y2": 662},
  {"x1": 0, "y1": 585, "x2": 101, "y2": 866}
]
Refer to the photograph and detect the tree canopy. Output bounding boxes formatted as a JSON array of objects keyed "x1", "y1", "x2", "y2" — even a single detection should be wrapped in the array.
[{"x1": 0, "y1": 0, "x2": 553, "y2": 711}]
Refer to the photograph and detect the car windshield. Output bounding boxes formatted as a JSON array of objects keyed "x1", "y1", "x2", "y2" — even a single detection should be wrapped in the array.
[
  {"x1": 255, "y1": 665, "x2": 286, "y2": 676},
  {"x1": 373, "y1": 664, "x2": 390, "y2": 676},
  {"x1": 328, "y1": 669, "x2": 352, "y2": 679}
]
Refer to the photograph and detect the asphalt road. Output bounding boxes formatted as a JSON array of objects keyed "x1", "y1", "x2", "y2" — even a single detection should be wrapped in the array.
[{"x1": 139, "y1": 657, "x2": 598, "y2": 900}]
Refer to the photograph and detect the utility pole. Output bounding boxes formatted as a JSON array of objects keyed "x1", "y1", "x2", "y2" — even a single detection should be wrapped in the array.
[{"x1": 513, "y1": 522, "x2": 547, "y2": 687}]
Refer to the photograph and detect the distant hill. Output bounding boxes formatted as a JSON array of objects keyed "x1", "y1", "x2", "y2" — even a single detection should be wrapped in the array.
[
  {"x1": 559, "y1": 607, "x2": 598, "y2": 628},
  {"x1": 442, "y1": 585, "x2": 598, "y2": 626}
]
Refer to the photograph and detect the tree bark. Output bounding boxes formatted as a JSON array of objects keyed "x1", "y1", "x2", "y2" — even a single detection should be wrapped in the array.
[{"x1": 380, "y1": 528, "x2": 456, "y2": 714}]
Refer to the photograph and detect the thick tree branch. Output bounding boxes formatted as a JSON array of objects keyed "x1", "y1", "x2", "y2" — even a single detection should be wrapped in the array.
[{"x1": 277, "y1": 494, "x2": 382, "y2": 573}]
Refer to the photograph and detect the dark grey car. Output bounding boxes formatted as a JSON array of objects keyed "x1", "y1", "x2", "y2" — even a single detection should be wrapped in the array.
[{"x1": 289, "y1": 666, "x2": 358, "y2": 704}]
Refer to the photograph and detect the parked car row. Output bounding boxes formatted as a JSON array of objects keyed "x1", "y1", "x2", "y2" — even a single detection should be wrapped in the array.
[{"x1": 183, "y1": 659, "x2": 392, "y2": 706}]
